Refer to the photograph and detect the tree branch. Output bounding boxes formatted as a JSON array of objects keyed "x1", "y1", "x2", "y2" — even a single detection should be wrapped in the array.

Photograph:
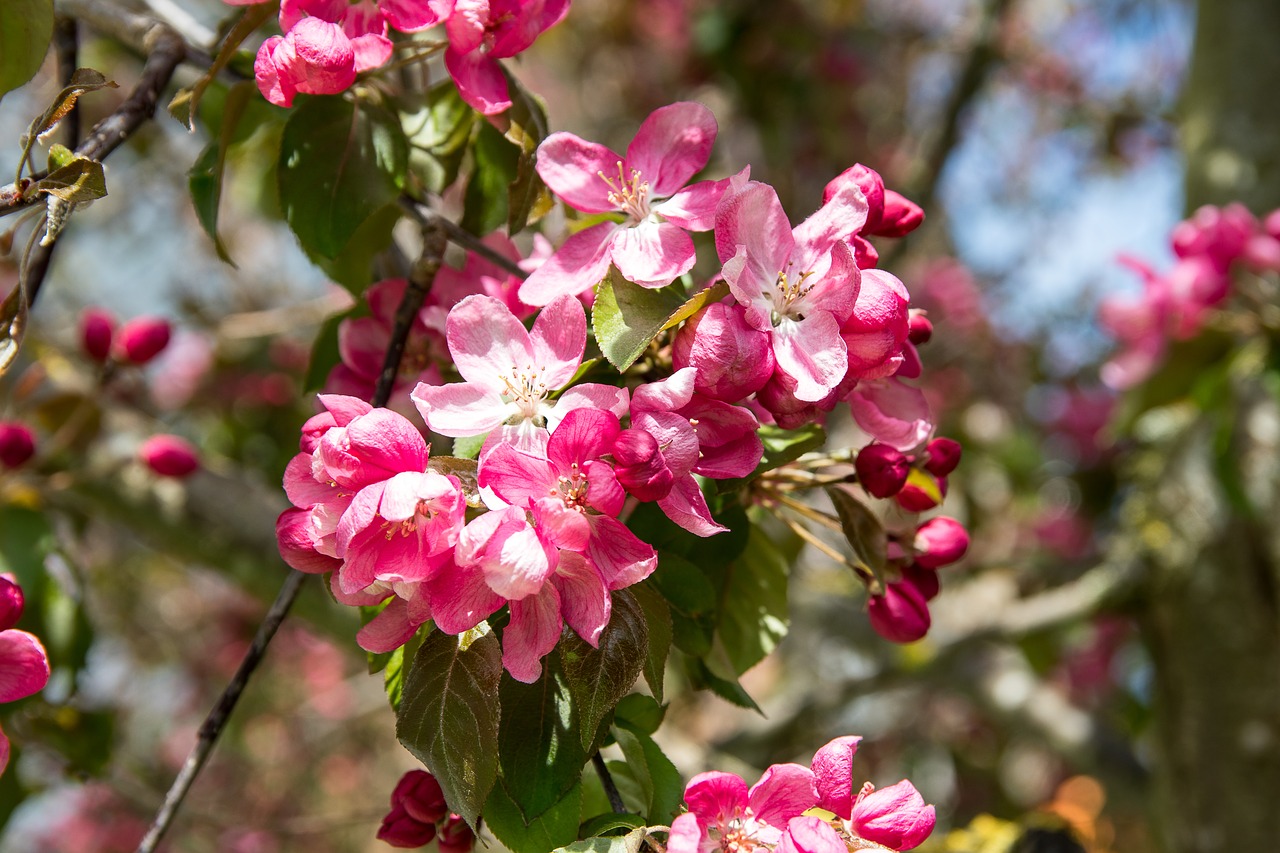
[
  {"x1": 592, "y1": 752, "x2": 627, "y2": 814},
  {"x1": 135, "y1": 222, "x2": 449, "y2": 853}
]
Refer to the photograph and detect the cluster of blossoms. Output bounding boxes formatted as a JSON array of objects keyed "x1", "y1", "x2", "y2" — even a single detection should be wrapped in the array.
[
  {"x1": 671, "y1": 735, "x2": 935, "y2": 853},
  {"x1": 241, "y1": 0, "x2": 570, "y2": 114},
  {"x1": 378, "y1": 770, "x2": 476, "y2": 851},
  {"x1": 0, "y1": 576, "x2": 51, "y2": 778},
  {"x1": 1100, "y1": 204, "x2": 1280, "y2": 389}
]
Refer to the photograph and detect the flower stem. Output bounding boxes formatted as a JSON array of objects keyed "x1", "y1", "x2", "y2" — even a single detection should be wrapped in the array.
[{"x1": 592, "y1": 751, "x2": 627, "y2": 814}]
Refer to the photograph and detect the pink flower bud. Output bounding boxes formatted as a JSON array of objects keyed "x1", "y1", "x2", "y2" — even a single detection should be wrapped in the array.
[
  {"x1": 672, "y1": 302, "x2": 774, "y2": 403},
  {"x1": 922, "y1": 438, "x2": 961, "y2": 477},
  {"x1": 875, "y1": 191, "x2": 925, "y2": 238},
  {"x1": 0, "y1": 576, "x2": 24, "y2": 631},
  {"x1": 900, "y1": 562, "x2": 939, "y2": 602},
  {"x1": 139, "y1": 434, "x2": 200, "y2": 478},
  {"x1": 895, "y1": 474, "x2": 945, "y2": 512},
  {"x1": 80, "y1": 308, "x2": 115, "y2": 363},
  {"x1": 391, "y1": 770, "x2": 448, "y2": 826},
  {"x1": 612, "y1": 429, "x2": 675, "y2": 502},
  {"x1": 913, "y1": 517, "x2": 969, "y2": 568},
  {"x1": 0, "y1": 422, "x2": 35, "y2": 469},
  {"x1": 850, "y1": 233, "x2": 880, "y2": 268},
  {"x1": 437, "y1": 814, "x2": 475, "y2": 853},
  {"x1": 907, "y1": 313, "x2": 932, "y2": 345},
  {"x1": 824, "y1": 164, "x2": 886, "y2": 225},
  {"x1": 115, "y1": 316, "x2": 172, "y2": 365},
  {"x1": 276, "y1": 508, "x2": 342, "y2": 574},
  {"x1": 376, "y1": 804, "x2": 436, "y2": 848},
  {"x1": 850, "y1": 779, "x2": 936, "y2": 850},
  {"x1": 867, "y1": 582, "x2": 931, "y2": 643},
  {"x1": 855, "y1": 444, "x2": 909, "y2": 498}
]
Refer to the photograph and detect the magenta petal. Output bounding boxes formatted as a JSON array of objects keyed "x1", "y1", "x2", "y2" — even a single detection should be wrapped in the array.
[
  {"x1": 357, "y1": 598, "x2": 423, "y2": 654},
  {"x1": 848, "y1": 380, "x2": 934, "y2": 453},
  {"x1": 530, "y1": 295, "x2": 588, "y2": 389},
  {"x1": 318, "y1": 394, "x2": 374, "y2": 425},
  {"x1": 350, "y1": 32, "x2": 394, "y2": 72},
  {"x1": 586, "y1": 515, "x2": 658, "y2": 589},
  {"x1": 380, "y1": 0, "x2": 447, "y2": 31},
  {"x1": 479, "y1": 444, "x2": 557, "y2": 509},
  {"x1": 504, "y1": 585, "x2": 563, "y2": 682},
  {"x1": 550, "y1": 384, "x2": 631, "y2": 427},
  {"x1": 425, "y1": 559, "x2": 504, "y2": 634},
  {"x1": 482, "y1": 516, "x2": 556, "y2": 600},
  {"x1": 0, "y1": 578, "x2": 22, "y2": 631},
  {"x1": 277, "y1": 507, "x2": 342, "y2": 574},
  {"x1": 552, "y1": 551, "x2": 611, "y2": 646},
  {"x1": 666, "y1": 812, "x2": 705, "y2": 853},
  {"x1": 254, "y1": 36, "x2": 297, "y2": 107},
  {"x1": 772, "y1": 313, "x2": 848, "y2": 403},
  {"x1": 547, "y1": 408, "x2": 621, "y2": 472},
  {"x1": 810, "y1": 736, "x2": 862, "y2": 817},
  {"x1": 658, "y1": 476, "x2": 727, "y2": 538},
  {"x1": 445, "y1": 45, "x2": 511, "y2": 115},
  {"x1": 445, "y1": 0, "x2": 486, "y2": 52},
  {"x1": 519, "y1": 223, "x2": 616, "y2": 307},
  {"x1": 625, "y1": 102, "x2": 717, "y2": 198},
  {"x1": 779, "y1": 816, "x2": 848, "y2": 853},
  {"x1": 536, "y1": 134, "x2": 624, "y2": 214},
  {"x1": 683, "y1": 770, "x2": 749, "y2": 826},
  {"x1": 850, "y1": 780, "x2": 937, "y2": 851},
  {"x1": 657, "y1": 174, "x2": 737, "y2": 232},
  {"x1": 534, "y1": 497, "x2": 591, "y2": 552},
  {"x1": 0, "y1": 630, "x2": 50, "y2": 703},
  {"x1": 748, "y1": 763, "x2": 818, "y2": 826},
  {"x1": 289, "y1": 18, "x2": 357, "y2": 96}
]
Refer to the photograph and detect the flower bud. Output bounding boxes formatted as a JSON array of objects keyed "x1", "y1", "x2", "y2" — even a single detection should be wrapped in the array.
[
  {"x1": 855, "y1": 444, "x2": 909, "y2": 498},
  {"x1": 376, "y1": 804, "x2": 436, "y2": 848},
  {"x1": 874, "y1": 191, "x2": 925, "y2": 238},
  {"x1": 922, "y1": 437, "x2": 961, "y2": 477},
  {"x1": 438, "y1": 814, "x2": 476, "y2": 853},
  {"x1": 824, "y1": 164, "x2": 886, "y2": 227},
  {"x1": 276, "y1": 508, "x2": 342, "y2": 574},
  {"x1": 672, "y1": 302, "x2": 774, "y2": 403},
  {"x1": 0, "y1": 422, "x2": 35, "y2": 469},
  {"x1": 115, "y1": 316, "x2": 172, "y2": 365},
  {"x1": 913, "y1": 517, "x2": 969, "y2": 568},
  {"x1": 850, "y1": 779, "x2": 937, "y2": 850},
  {"x1": 900, "y1": 562, "x2": 939, "y2": 602},
  {"x1": 139, "y1": 434, "x2": 200, "y2": 478},
  {"x1": 867, "y1": 582, "x2": 931, "y2": 643},
  {"x1": 0, "y1": 576, "x2": 24, "y2": 631},
  {"x1": 392, "y1": 769, "x2": 448, "y2": 826},
  {"x1": 907, "y1": 313, "x2": 932, "y2": 345},
  {"x1": 80, "y1": 308, "x2": 115, "y2": 363},
  {"x1": 895, "y1": 474, "x2": 945, "y2": 512},
  {"x1": 612, "y1": 429, "x2": 674, "y2": 502}
]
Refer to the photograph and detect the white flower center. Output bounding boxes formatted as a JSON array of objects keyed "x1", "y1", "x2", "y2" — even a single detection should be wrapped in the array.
[
  {"x1": 768, "y1": 264, "x2": 816, "y2": 325},
  {"x1": 599, "y1": 161, "x2": 651, "y2": 222},
  {"x1": 500, "y1": 364, "x2": 550, "y2": 421}
]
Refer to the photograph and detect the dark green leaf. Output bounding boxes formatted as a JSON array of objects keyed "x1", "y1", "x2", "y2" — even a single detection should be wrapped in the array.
[
  {"x1": 718, "y1": 424, "x2": 827, "y2": 491},
  {"x1": 591, "y1": 268, "x2": 688, "y2": 372},
  {"x1": 825, "y1": 484, "x2": 887, "y2": 586},
  {"x1": 706, "y1": 524, "x2": 789, "y2": 675},
  {"x1": 187, "y1": 80, "x2": 254, "y2": 265},
  {"x1": 613, "y1": 724, "x2": 683, "y2": 825},
  {"x1": 18, "y1": 69, "x2": 117, "y2": 170},
  {"x1": 396, "y1": 630, "x2": 502, "y2": 827},
  {"x1": 0, "y1": 0, "x2": 53, "y2": 103},
  {"x1": 498, "y1": 653, "x2": 588, "y2": 821},
  {"x1": 613, "y1": 694, "x2": 665, "y2": 736},
  {"x1": 561, "y1": 590, "x2": 649, "y2": 751},
  {"x1": 498, "y1": 71, "x2": 551, "y2": 234},
  {"x1": 37, "y1": 157, "x2": 106, "y2": 202},
  {"x1": 461, "y1": 121, "x2": 519, "y2": 236},
  {"x1": 686, "y1": 656, "x2": 760, "y2": 711},
  {"x1": 628, "y1": 582, "x2": 672, "y2": 703},
  {"x1": 485, "y1": 779, "x2": 582, "y2": 853},
  {"x1": 402, "y1": 83, "x2": 474, "y2": 194},
  {"x1": 278, "y1": 97, "x2": 408, "y2": 258},
  {"x1": 310, "y1": 203, "x2": 400, "y2": 290}
]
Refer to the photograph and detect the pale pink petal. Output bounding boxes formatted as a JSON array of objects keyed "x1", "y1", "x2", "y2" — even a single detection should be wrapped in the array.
[
  {"x1": 350, "y1": 32, "x2": 394, "y2": 72},
  {"x1": 549, "y1": 385, "x2": 631, "y2": 428},
  {"x1": 715, "y1": 180, "x2": 795, "y2": 274},
  {"x1": 479, "y1": 444, "x2": 557, "y2": 508},
  {"x1": 666, "y1": 812, "x2": 705, "y2": 853},
  {"x1": 683, "y1": 771, "x2": 749, "y2": 826},
  {"x1": 794, "y1": 242, "x2": 860, "y2": 326},
  {"x1": 482, "y1": 517, "x2": 556, "y2": 600},
  {"x1": 445, "y1": 45, "x2": 510, "y2": 114},
  {"x1": 610, "y1": 220, "x2": 695, "y2": 287},
  {"x1": 283, "y1": 453, "x2": 333, "y2": 508},
  {"x1": 810, "y1": 736, "x2": 862, "y2": 817},
  {"x1": 772, "y1": 313, "x2": 849, "y2": 403},
  {"x1": 0, "y1": 630, "x2": 50, "y2": 703},
  {"x1": 551, "y1": 551, "x2": 611, "y2": 646},
  {"x1": 793, "y1": 181, "x2": 870, "y2": 267},
  {"x1": 411, "y1": 382, "x2": 508, "y2": 437},
  {"x1": 632, "y1": 366, "x2": 697, "y2": 414},
  {"x1": 504, "y1": 585, "x2": 563, "y2": 683},
  {"x1": 518, "y1": 223, "x2": 617, "y2": 307},
  {"x1": 779, "y1": 817, "x2": 847, "y2": 853},
  {"x1": 530, "y1": 295, "x2": 588, "y2": 388},
  {"x1": 851, "y1": 781, "x2": 936, "y2": 851},
  {"x1": 658, "y1": 475, "x2": 726, "y2": 537},
  {"x1": 586, "y1": 515, "x2": 658, "y2": 589},
  {"x1": 444, "y1": 0, "x2": 486, "y2": 52},
  {"x1": 329, "y1": 572, "x2": 389, "y2": 606},
  {"x1": 533, "y1": 496, "x2": 591, "y2": 552},
  {"x1": 536, "y1": 134, "x2": 624, "y2": 214},
  {"x1": 848, "y1": 380, "x2": 934, "y2": 452},
  {"x1": 656, "y1": 171, "x2": 742, "y2": 231},
  {"x1": 336, "y1": 482, "x2": 385, "y2": 559},
  {"x1": 446, "y1": 294, "x2": 536, "y2": 389},
  {"x1": 425, "y1": 558, "x2": 505, "y2": 634},
  {"x1": 357, "y1": 598, "x2": 424, "y2": 653},
  {"x1": 625, "y1": 102, "x2": 717, "y2": 198}
]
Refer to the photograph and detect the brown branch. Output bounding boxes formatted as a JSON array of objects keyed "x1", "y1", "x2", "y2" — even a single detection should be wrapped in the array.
[{"x1": 135, "y1": 220, "x2": 449, "y2": 853}]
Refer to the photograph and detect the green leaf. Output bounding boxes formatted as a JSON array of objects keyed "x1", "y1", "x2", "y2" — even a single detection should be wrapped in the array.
[
  {"x1": 824, "y1": 484, "x2": 887, "y2": 587},
  {"x1": 686, "y1": 656, "x2": 760, "y2": 711},
  {"x1": 461, "y1": 121, "x2": 520, "y2": 236},
  {"x1": 710, "y1": 525, "x2": 789, "y2": 675},
  {"x1": 498, "y1": 653, "x2": 588, "y2": 821},
  {"x1": 497, "y1": 70, "x2": 551, "y2": 234},
  {"x1": 37, "y1": 157, "x2": 105, "y2": 202},
  {"x1": 402, "y1": 83, "x2": 474, "y2": 195},
  {"x1": 572, "y1": 818, "x2": 647, "y2": 844},
  {"x1": 396, "y1": 630, "x2": 502, "y2": 827},
  {"x1": 17, "y1": 69, "x2": 117, "y2": 174},
  {"x1": 450, "y1": 432, "x2": 487, "y2": 460},
  {"x1": 169, "y1": 3, "x2": 274, "y2": 129},
  {"x1": 560, "y1": 589, "x2": 649, "y2": 751},
  {"x1": 310, "y1": 203, "x2": 401, "y2": 290},
  {"x1": 384, "y1": 628, "x2": 426, "y2": 711},
  {"x1": 661, "y1": 281, "x2": 730, "y2": 332},
  {"x1": 628, "y1": 582, "x2": 672, "y2": 703},
  {"x1": 613, "y1": 694, "x2": 665, "y2": 736},
  {"x1": 303, "y1": 313, "x2": 345, "y2": 392},
  {"x1": 188, "y1": 80, "x2": 254, "y2": 265},
  {"x1": 613, "y1": 724, "x2": 683, "y2": 825},
  {"x1": 486, "y1": 779, "x2": 583, "y2": 853},
  {"x1": 0, "y1": 0, "x2": 53, "y2": 104},
  {"x1": 591, "y1": 268, "x2": 688, "y2": 372},
  {"x1": 46, "y1": 143, "x2": 74, "y2": 171},
  {"x1": 278, "y1": 96, "x2": 408, "y2": 258}
]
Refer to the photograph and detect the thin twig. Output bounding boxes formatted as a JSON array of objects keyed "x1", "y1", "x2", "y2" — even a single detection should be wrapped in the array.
[
  {"x1": 399, "y1": 197, "x2": 528, "y2": 279},
  {"x1": 135, "y1": 217, "x2": 450, "y2": 853},
  {"x1": 592, "y1": 752, "x2": 627, "y2": 814},
  {"x1": 53, "y1": 16, "x2": 80, "y2": 147}
]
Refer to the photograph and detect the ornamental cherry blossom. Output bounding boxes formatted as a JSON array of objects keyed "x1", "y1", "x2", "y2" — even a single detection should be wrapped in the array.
[
  {"x1": 444, "y1": 0, "x2": 571, "y2": 115},
  {"x1": 811, "y1": 736, "x2": 936, "y2": 851},
  {"x1": 668, "y1": 764, "x2": 820, "y2": 853},
  {"x1": 522, "y1": 102, "x2": 734, "y2": 304}
]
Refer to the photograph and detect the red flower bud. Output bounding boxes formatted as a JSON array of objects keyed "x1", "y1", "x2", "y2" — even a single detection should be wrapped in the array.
[
  {"x1": 868, "y1": 582, "x2": 931, "y2": 643},
  {"x1": 391, "y1": 770, "x2": 448, "y2": 826},
  {"x1": 80, "y1": 308, "x2": 115, "y2": 363},
  {"x1": 0, "y1": 576, "x2": 24, "y2": 631},
  {"x1": 895, "y1": 474, "x2": 946, "y2": 512},
  {"x1": 438, "y1": 814, "x2": 475, "y2": 853},
  {"x1": 907, "y1": 314, "x2": 933, "y2": 346},
  {"x1": 855, "y1": 443, "x2": 909, "y2": 498},
  {"x1": 913, "y1": 517, "x2": 969, "y2": 568},
  {"x1": 874, "y1": 191, "x2": 925, "y2": 238},
  {"x1": 0, "y1": 422, "x2": 35, "y2": 468},
  {"x1": 114, "y1": 316, "x2": 172, "y2": 365},
  {"x1": 900, "y1": 562, "x2": 939, "y2": 602},
  {"x1": 922, "y1": 438, "x2": 961, "y2": 478},
  {"x1": 612, "y1": 429, "x2": 675, "y2": 502},
  {"x1": 139, "y1": 434, "x2": 200, "y2": 478},
  {"x1": 376, "y1": 804, "x2": 436, "y2": 848}
]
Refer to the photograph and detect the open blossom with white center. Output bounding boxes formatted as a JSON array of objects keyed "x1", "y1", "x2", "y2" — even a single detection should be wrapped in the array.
[
  {"x1": 716, "y1": 177, "x2": 869, "y2": 403},
  {"x1": 520, "y1": 102, "x2": 738, "y2": 305},
  {"x1": 668, "y1": 764, "x2": 822, "y2": 853},
  {"x1": 411, "y1": 294, "x2": 626, "y2": 454}
]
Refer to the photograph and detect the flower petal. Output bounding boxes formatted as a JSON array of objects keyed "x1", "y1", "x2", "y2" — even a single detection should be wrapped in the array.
[
  {"x1": 810, "y1": 735, "x2": 862, "y2": 817},
  {"x1": 444, "y1": 45, "x2": 510, "y2": 115},
  {"x1": 587, "y1": 515, "x2": 658, "y2": 589},
  {"x1": 625, "y1": 102, "x2": 717, "y2": 198},
  {"x1": 552, "y1": 551, "x2": 611, "y2": 646},
  {"x1": 609, "y1": 221, "x2": 696, "y2": 288},
  {"x1": 748, "y1": 763, "x2": 818, "y2": 826},
  {"x1": 779, "y1": 816, "x2": 848, "y2": 853},
  {"x1": 657, "y1": 475, "x2": 727, "y2": 537},
  {"x1": 530, "y1": 295, "x2": 588, "y2": 389},
  {"x1": 0, "y1": 629, "x2": 50, "y2": 703},
  {"x1": 503, "y1": 585, "x2": 563, "y2": 683},
  {"x1": 519, "y1": 223, "x2": 617, "y2": 307},
  {"x1": 771, "y1": 313, "x2": 848, "y2": 403},
  {"x1": 446, "y1": 294, "x2": 536, "y2": 389},
  {"x1": 536, "y1": 133, "x2": 625, "y2": 214},
  {"x1": 683, "y1": 770, "x2": 748, "y2": 827}
]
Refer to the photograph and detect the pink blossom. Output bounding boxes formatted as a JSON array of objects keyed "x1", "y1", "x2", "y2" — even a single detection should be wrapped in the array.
[
  {"x1": 672, "y1": 301, "x2": 775, "y2": 403},
  {"x1": 378, "y1": 769, "x2": 450, "y2": 848},
  {"x1": 522, "y1": 102, "x2": 733, "y2": 303},
  {"x1": 444, "y1": 0, "x2": 571, "y2": 115},
  {"x1": 716, "y1": 178, "x2": 867, "y2": 402},
  {"x1": 921, "y1": 438, "x2": 961, "y2": 478},
  {"x1": 138, "y1": 434, "x2": 200, "y2": 478},
  {"x1": 810, "y1": 736, "x2": 936, "y2": 851},
  {"x1": 855, "y1": 444, "x2": 909, "y2": 499},
  {"x1": 848, "y1": 378, "x2": 933, "y2": 453},
  {"x1": 411, "y1": 294, "x2": 626, "y2": 454},
  {"x1": 1171, "y1": 203, "x2": 1255, "y2": 271},
  {"x1": 841, "y1": 269, "x2": 911, "y2": 382},
  {"x1": 427, "y1": 232, "x2": 547, "y2": 325},
  {"x1": 677, "y1": 393, "x2": 763, "y2": 480},
  {"x1": 0, "y1": 577, "x2": 50, "y2": 779},
  {"x1": 80, "y1": 307, "x2": 115, "y2": 363},
  {"x1": 668, "y1": 764, "x2": 819, "y2": 853},
  {"x1": 822, "y1": 164, "x2": 924, "y2": 241},
  {"x1": 867, "y1": 582, "x2": 930, "y2": 644},
  {"x1": 114, "y1": 315, "x2": 172, "y2": 364},
  {"x1": 913, "y1": 517, "x2": 968, "y2": 568}
]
